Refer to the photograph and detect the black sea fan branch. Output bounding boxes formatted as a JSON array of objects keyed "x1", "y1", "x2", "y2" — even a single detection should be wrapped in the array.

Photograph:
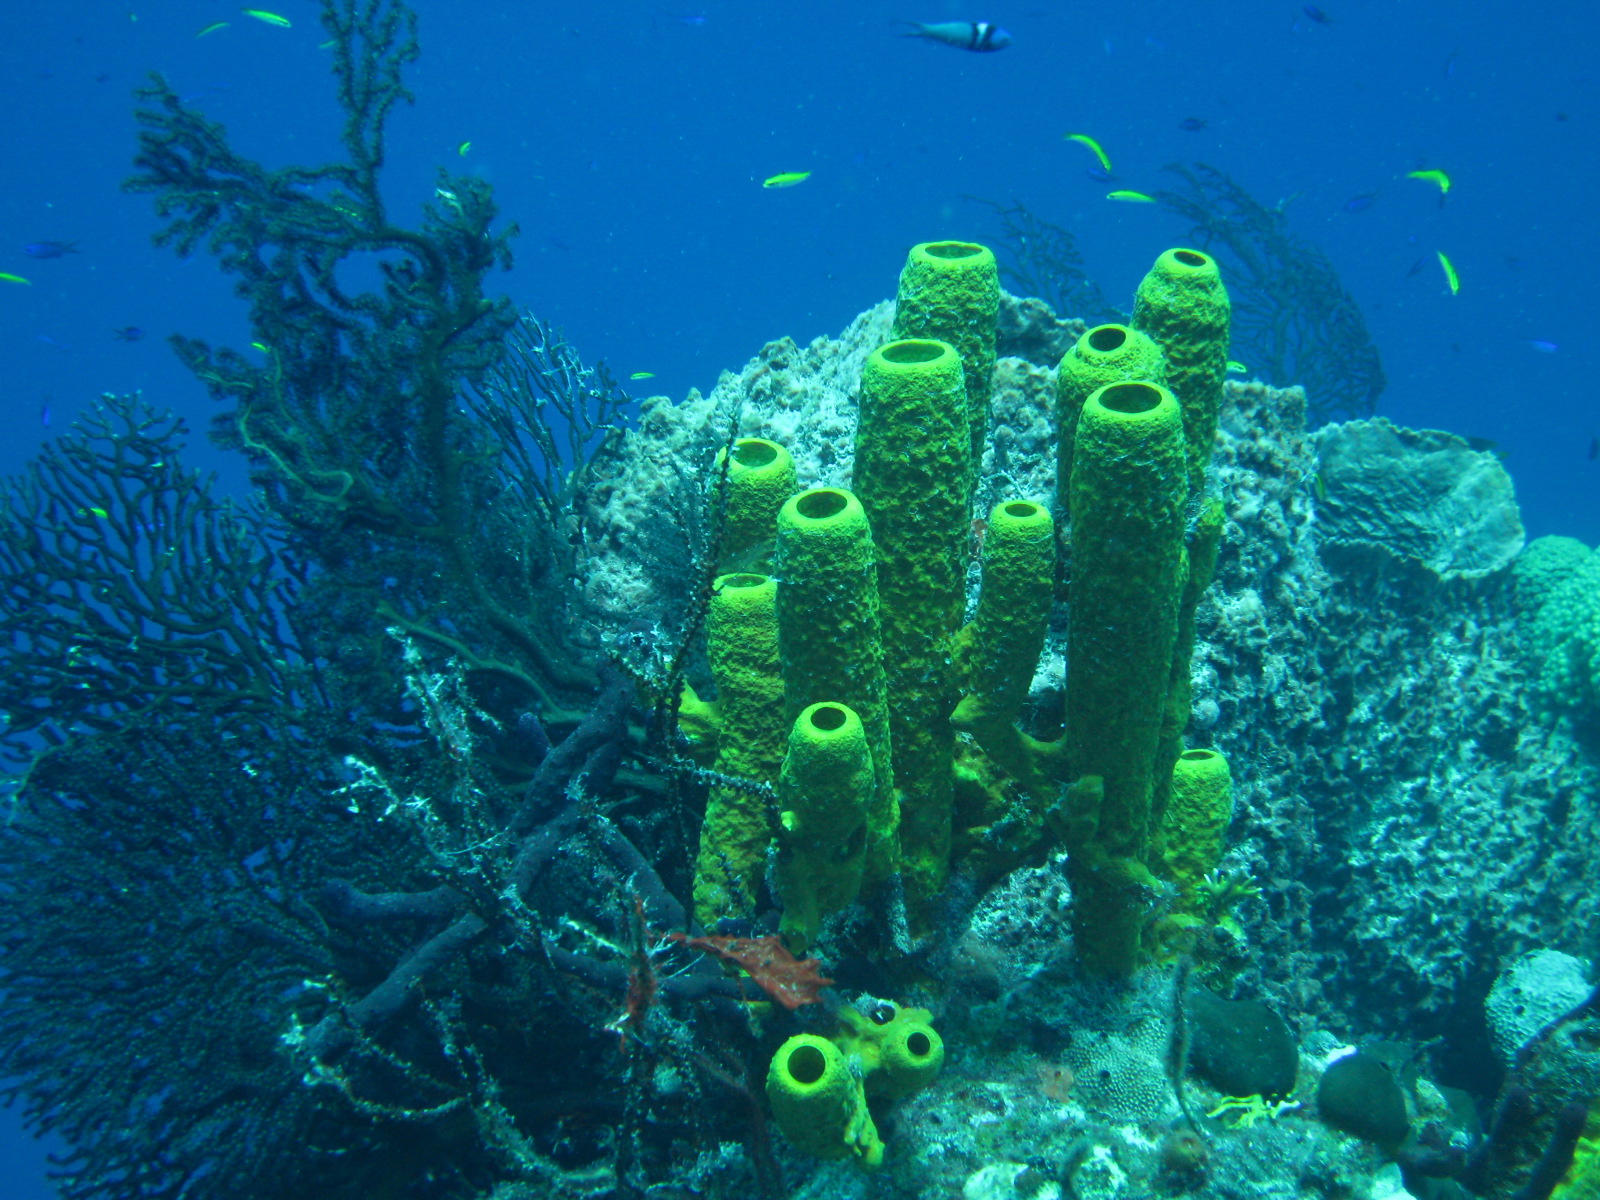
[
  {"x1": 0, "y1": 394, "x2": 305, "y2": 767},
  {"x1": 1154, "y1": 162, "x2": 1386, "y2": 423}
]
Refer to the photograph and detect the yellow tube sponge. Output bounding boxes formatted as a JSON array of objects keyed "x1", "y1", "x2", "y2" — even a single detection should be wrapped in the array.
[
  {"x1": 766, "y1": 1033, "x2": 884, "y2": 1167},
  {"x1": 952, "y1": 500, "x2": 1061, "y2": 803},
  {"x1": 776, "y1": 702, "x2": 874, "y2": 952},
  {"x1": 1131, "y1": 248, "x2": 1230, "y2": 497},
  {"x1": 853, "y1": 338, "x2": 971, "y2": 911},
  {"x1": 1054, "y1": 323, "x2": 1166, "y2": 508},
  {"x1": 890, "y1": 241, "x2": 999, "y2": 487},
  {"x1": 1156, "y1": 748, "x2": 1233, "y2": 909},
  {"x1": 774, "y1": 488, "x2": 899, "y2": 882},
  {"x1": 716, "y1": 437, "x2": 796, "y2": 571},
  {"x1": 1066, "y1": 381, "x2": 1190, "y2": 976},
  {"x1": 692, "y1": 573, "x2": 785, "y2": 929}
]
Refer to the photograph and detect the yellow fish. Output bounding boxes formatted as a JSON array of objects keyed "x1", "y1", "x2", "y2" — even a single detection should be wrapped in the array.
[
  {"x1": 250, "y1": 341, "x2": 270, "y2": 352},
  {"x1": 458, "y1": 141, "x2": 471, "y2": 157},
  {"x1": 1107, "y1": 190, "x2": 1156, "y2": 203},
  {"x1": 0, "y1": 272, "x2": 30, "y2": 285},
  {"x1": 1436, "y1": 250, "x2": 1460, "y2": 295},
  {"x1": 242, "y1": 9, "x2": 291, "y2": 28},
  {"x1": 1406, "y1": 168, "x2": 1451, "y2": 194},
  {"x1": 762, "y1": 171, "x2": 811, "y2": 189},
  {"x1": 1064, "y1": 132, "x2": 1112, "y2": 174},
  {"x1": 197, "y1": 21, "x2": 230, "y2": 37},
  {"x1": 1226, "y1": 361, "x2": 1247, "y2": 374},
  {"x1": 629, "y1": 371, "x2": 656, "y2": 380}
]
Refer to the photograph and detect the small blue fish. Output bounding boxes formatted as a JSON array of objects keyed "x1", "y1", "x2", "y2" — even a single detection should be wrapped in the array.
[
  {"x1": 1343, "y1": 193, "x2": 1376, "y2": 212},
  {"x1": 1302, "y1": 5, "x2": 1332, "y2": 24},
  {"x1": 112, "y1": 326, "x2": 145, "y2": 342},
  {"x1": 897, "y1": 20, "x2": 1012, "y2": 51},
  {"x1": 1528, "y1": 340, "x2": 1559, "y2": 353},
  {"x1": 39, "y1": 400, "x2": 50, "y2": 428},
  {"x1": 24, "y1": 241, "x2": 79, "y2": 259},
  {"x1": 1177, "y1": 117, "x2": 1207, "y2": 132},
  {"x1": 1084, "y1": 165, "x2": 1116, "y2": 183}
]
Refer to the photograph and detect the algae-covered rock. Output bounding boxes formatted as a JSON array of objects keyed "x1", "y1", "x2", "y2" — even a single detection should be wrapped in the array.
[
  {"x1": 1187, "y1": 986, "x2": 1299, "y2": 1099},
  {"x1": 1317, "y1": 1051, "x2": 1411, "y2": 1147}
]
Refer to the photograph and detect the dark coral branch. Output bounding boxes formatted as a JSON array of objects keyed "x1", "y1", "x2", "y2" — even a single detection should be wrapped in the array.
[
  {"x1": 1154, "y1": 162, "x2": 1386, "y2": 423},
  {"x1": 0, "y1": 395, "x2": 305, "y2": 764}
]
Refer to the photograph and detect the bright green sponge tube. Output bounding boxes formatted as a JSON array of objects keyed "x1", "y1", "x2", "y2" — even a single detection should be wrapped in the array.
[
  {"x1": 766, "y1": 1034, "x2": 884, "y2": 1167},
  {"x1": 776, "y1": 702, "x2": 874, "y2": 952},
  {"x1": 774, "y1": 488, "x2": 899, "y2": 883},
  {"x1": 890, "y1": 241, "x2": 999, "y2": 488},
  {"x1": 1155, "y1": 748, "x2": 1233, "y2": 911},
  {"x1": 716, "y1": 437, "x2": 796, "y2": 571},
  {"x1": 1054, "y1": 323, "x2": 1166, "y2": 511},
  {"x1": 691, "y1": 573, "x2": 785, "y2": 930},
  {"x1": 1065, "y1": 381, "x2": 1190, "y2": 976},
  {"x1": 951, "y1": 500, "x2": 1059, "y2": 799},
  {"x1": 1130, "y1": 248, "x2": 1230, "y2": 497},
  {"x1": 853, "y1": 339, "x2": 971, "y2": 911}
]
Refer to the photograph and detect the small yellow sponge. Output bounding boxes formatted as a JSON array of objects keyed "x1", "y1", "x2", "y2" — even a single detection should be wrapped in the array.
[{"x1": 765, "y1": 1033, "x2": 883, "y2": 1167}]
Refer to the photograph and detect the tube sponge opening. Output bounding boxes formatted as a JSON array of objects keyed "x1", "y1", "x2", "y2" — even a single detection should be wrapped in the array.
[{"x1": 765, "y1": 1034, "x2": 883, "y2": 1167}]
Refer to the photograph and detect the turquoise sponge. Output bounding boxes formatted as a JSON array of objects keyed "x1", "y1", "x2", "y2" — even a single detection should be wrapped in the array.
[{"x1": 1511, "y1": 535, "x2": 1600, "y2": 726}]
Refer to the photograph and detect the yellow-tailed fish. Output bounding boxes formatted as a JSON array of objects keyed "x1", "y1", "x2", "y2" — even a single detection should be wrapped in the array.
[
  {"x1": 629, "y1": 371, "x2": 656, "y2": 380},
  {"x1": 242, "y1": 9, "x2": 291, "y2": 28},
  {"x1": 1226, "y1": 361, "x2": 1247, "y2": 374},
  {"x1": 197, "y1": 21, "x2": 230, "y2": 38},
  {"x1": 458, "y1": 141, "x2": 471, "y2": 157},
  {"x1": 1436, "y1": 250, "x2": 1460, "y2": 294},
  {"x1": 0, "y1": 272, "x2": 30, "y2": 285},
  {"x1": 1406, "y1": 168, "x2": 1451, "y2": 194},
  {"x1": 1064, "y1": 132, "x2": 1112, "y2": 174},
  {"x1": 762, "y1": 171, "x2": 811, "y2": 189},
  {"x1": 1107, "y1": 190, "x2": 1156, "y2": 203}
]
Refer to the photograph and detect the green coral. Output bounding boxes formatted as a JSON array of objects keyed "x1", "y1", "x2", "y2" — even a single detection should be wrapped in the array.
[
  {"x1": 951, "y1": 499, "x2": 1063, "y2": 820},
  {"x1": 1155, "y1": 748, "x2": 1234, "y2": 908}
]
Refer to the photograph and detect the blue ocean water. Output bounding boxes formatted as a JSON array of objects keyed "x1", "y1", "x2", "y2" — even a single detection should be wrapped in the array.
[{"x1": 0, "y1": 1, "x2": 1594, "y2": 1193}]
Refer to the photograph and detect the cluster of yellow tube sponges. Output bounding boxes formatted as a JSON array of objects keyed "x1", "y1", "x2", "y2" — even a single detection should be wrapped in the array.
[
  {"x1": 764, "y1": 1002, "x2": 945, "y2": 1169},
  {"x1": 686, "y1": 240, "x2": 1237, "y2": 979}
]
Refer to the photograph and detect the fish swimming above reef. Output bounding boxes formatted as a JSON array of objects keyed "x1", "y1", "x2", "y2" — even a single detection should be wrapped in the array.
[
  {"x1": 897, "y1": 20, "x2": 1012, "y2": 51},
  {"x1": 24, "y1": 241, "x2": 78, "y2": 259}
]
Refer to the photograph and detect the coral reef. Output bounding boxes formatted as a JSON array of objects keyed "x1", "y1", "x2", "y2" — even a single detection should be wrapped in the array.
[{"x1": 1, "y1": 6, "x2": 1596, "y2": 1200}]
